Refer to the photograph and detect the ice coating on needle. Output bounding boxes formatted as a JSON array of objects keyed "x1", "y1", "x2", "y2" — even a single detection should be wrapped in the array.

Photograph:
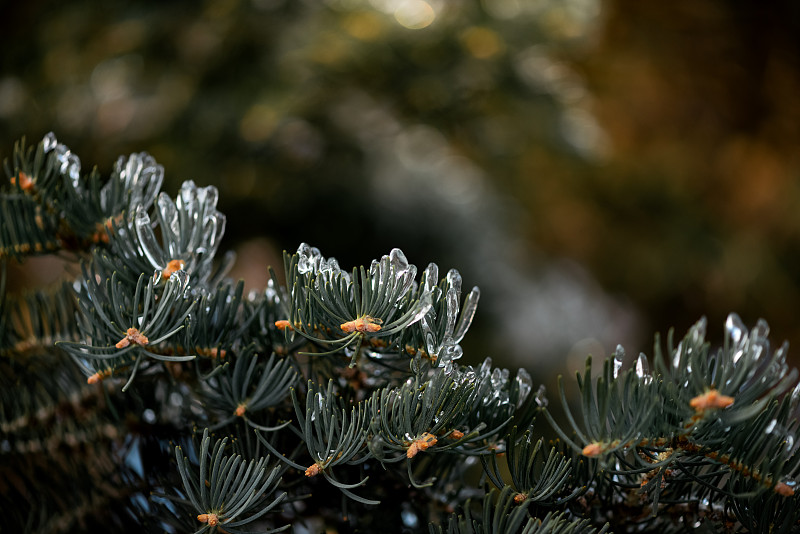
[
  {"x1": 132, "y1": 182, "x2": 225, "y2": 284},
  {"x1": 135, "y1": 207, "x2": 166, "y2": 268},
  {"x1": 157, "y1": 193, "x2": 180, "y2": 252},
  {"x1": 453, "y1": 287, "x2": 479, "y2": 344},
  {"x1": 417, "y1": 267, "x2": 479, "y2": 367},
  {"x1": 421, "y1": 263, "x2": 439, "y2": 295},
  {"x1": 114, "y1": 153, "x2": 163, "y2": 213}
]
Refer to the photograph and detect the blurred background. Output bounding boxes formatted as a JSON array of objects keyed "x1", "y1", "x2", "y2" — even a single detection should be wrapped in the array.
[{"x1": 3, "y1": 0, "x2": 800, "y2": 380}]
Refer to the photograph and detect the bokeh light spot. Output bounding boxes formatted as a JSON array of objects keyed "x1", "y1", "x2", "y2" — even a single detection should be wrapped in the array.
[
  {"x1": 394, "y1": 0, "x2": 435, "y2": 30},
  {"x1": 460, "y1": 26, "x2": 505, "y2": 59}
]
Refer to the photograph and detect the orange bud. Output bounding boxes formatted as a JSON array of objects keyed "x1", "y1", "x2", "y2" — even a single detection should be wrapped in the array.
[
  {"x1": 775, "y1": 482, "x2": 795, "y2": 496},
  {"x1": 407, "y1": 432, "x2": 437, "y2": 458},
  {"x1": 340, "y1": 316, "x2": 382, "y2": 334},
  {"x1": 162, "y1": 259, "x2": 186, "y2": 279},
  {"x1": 197, "y1": 513, "x2": 219, "y2": 526},
  {"x1": 690, "y1": 389, "x2": 734, "y2": 413},
  {"x1": 582, "y1": 442, "x2": 603, "y2": 457},
  {"x1": 305, "y1": 463, "x2": 322, "y2": 477},
  {"x1": 116, "y1": 327, "x2": 149, "y2": 349},
  {"x1": 11, "y1": 172, "x2": 34, "y2": 192}
]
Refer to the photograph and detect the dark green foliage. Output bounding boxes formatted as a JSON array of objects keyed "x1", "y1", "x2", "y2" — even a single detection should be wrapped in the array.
[{"x1": 2, "y1": 133, "x2": 800, "y2": 533}]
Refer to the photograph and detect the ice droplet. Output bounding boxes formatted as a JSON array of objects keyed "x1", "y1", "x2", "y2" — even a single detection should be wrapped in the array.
[
  {"x1": 422, "y1": 263, "x2": 439, "y2": 294},
  {"x1": 389, "y1": 248, "x2": 410, "y2": 278},
  {"x1": 673, "y1": 341, "x2": 683, "y2": 369},
  {"x1": 515, "y1": 368, "x2": 532, "y2": 405},
  {"x1": 636, "y1": 353, "x2": 652, "y2": 385},
  {"x1": 766, "y1": 419, "x2": 777, "y2": 434},
  {"x1": 479, "y1": 357, "x2": 493, "y2": 380},
  {"x1": 439, "y1": 338, "x2": 463, "y2": 366},
  {"x1": 534, "y1": 384, "x2": 548, "y2": 408},
  {"x1": 42, "y1": 132, "x2": 57, "y2": 153},
  {"x1": 490, "y1": 367, "x2": 509, "y2": 389},
  {"x1": 690, "y1": 317, "x2": 707, "y2": 345},
  {"x1": 54, "y1": 143, "x2": 81, "y2": 186},
  {"x1": 791, "y1": 380, "x2": 800, "y2": 402},
  {"x1": 445, "y1": 269, "x2": 462, "y2": 296},
  {"x1": 296, "y1": 243, "x2": 322, "y2": 274},
  {"x1": 726, "y1": 313, "x2": 747, "y2": 347},
  {"x1": 383, "y1": 249, "x2": 416, "y2": 298},
  {"x1": 754, "y1": 318, "x2": 770, "y2": 341},
  {"x1": 613, "y1": 344, "x2": 625, "y2": 379},
  {"x1": 177, "y1": 180, "x2": 198, "y2": 213}
]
